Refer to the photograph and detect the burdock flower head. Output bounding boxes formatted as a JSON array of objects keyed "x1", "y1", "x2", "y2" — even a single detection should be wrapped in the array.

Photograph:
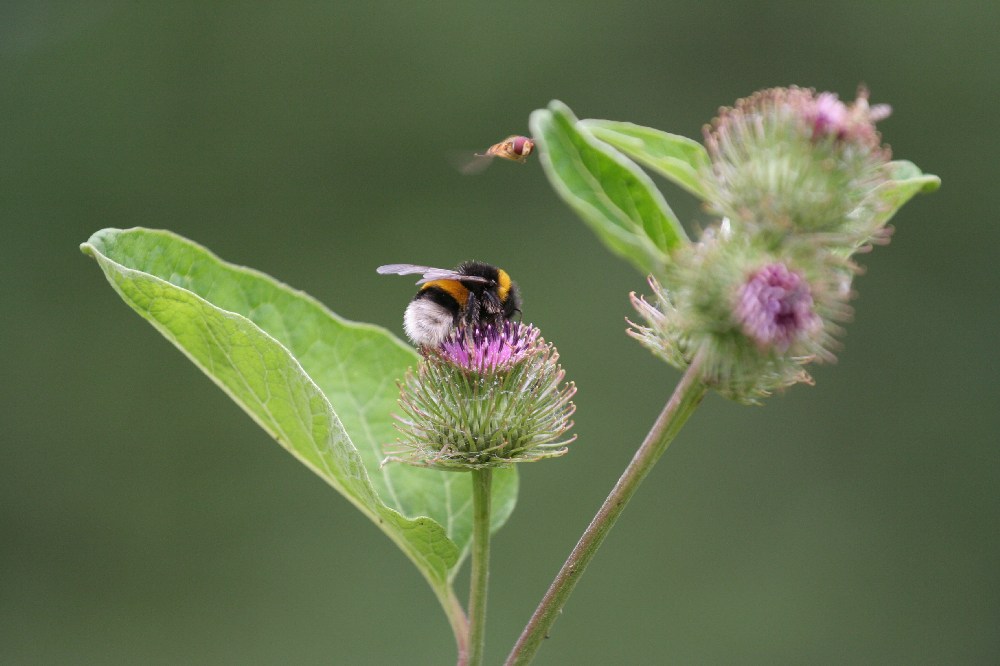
[
  {"x1": 629, "y1": 225, "x2": 852, "y2": 403},
  {"x1": 734, "y1": 262, "x2": 822, "y2": 353},
  {"x1": 703, "y1": 86, "x2": 894, "y2": 249},
  {"x1": 386, "y1": 321, "x2": 576, "y2": 470}
]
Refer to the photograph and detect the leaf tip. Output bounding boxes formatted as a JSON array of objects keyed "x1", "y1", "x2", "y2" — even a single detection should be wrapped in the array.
[
  {"x1": 530, "y1": 100, "x2": 576, "y2": 139},
  {"x1": 546, "y1": 98, "x2": 570, "y2": 113},
  {"x1": 546, "y1": 100, "x2": 579, "y2": 126},
  {"x1": 921, "y1": 174, "x2": 942, "y2": 193}
]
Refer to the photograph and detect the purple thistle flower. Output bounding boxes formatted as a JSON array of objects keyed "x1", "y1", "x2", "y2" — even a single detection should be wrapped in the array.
[
  {"x1": 810, "y1": 92, "x2": 850, "y2": 139},
  {"x1": 734, "y1": 263, "x2": 821, "y2": 353},
  {"x1": 628, "y1": 228, "x2": 852, "y2": 403},
  {"x1": 387, "y1": 321, "x2": 576, "y2": 470},
  {"x1": 437, "y1": 321, "x2": 539, "y2": 373},
  {"x1": 807, "y1": 88, "x2": 891, "y2": 147}
]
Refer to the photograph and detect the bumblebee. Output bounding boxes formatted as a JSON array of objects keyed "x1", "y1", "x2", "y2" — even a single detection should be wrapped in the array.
[{"x1": 377, "y1": 262, "x2": 522, "y2": 347}]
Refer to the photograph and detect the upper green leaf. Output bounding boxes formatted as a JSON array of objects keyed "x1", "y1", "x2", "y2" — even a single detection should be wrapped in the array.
[
  {"x1": 81, "y1": 228, "x2": 519, "y2": 608},
  {"x1": 581, "y1": 119, "x2": 711, "y2": 201},
  {"x1": 530, "y1": 101, "x2": 688, "y2": 277}
]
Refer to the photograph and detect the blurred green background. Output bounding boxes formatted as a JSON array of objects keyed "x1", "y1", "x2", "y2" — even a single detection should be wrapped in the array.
[{"x1": 3, "y1": 2, "x2": 997, "y2": 664}]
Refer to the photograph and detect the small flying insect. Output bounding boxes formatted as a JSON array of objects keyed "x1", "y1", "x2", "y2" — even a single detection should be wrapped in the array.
[
  {"x1": 377, "y1": 262, "x2": 522, "y2": 347},
  {"x1": 458, "y1": 135, "x2": 535, "y2": 174},
  {"x1": 479, "y1": 135, "x2": 535, "y2": 163}
]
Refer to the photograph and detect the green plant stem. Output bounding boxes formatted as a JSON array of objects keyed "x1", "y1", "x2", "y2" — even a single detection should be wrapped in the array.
[
  {"x1": 504, "y1": 355, "x2": 708, "y2": 666},
  {"x1": 467, "y1": 468, "x2": 493, "y2": 666}
]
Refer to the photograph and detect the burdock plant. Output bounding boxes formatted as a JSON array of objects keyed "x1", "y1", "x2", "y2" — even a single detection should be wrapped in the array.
[
  {"x1": 506, "y1": 87, "x2": 937, "y2": 664},
  {"x1": 81, "y1": 85, "x2": 937, "y2": 666}
]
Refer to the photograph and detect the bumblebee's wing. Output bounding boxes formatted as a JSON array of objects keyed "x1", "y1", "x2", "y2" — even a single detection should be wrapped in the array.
[{"x1": 377, "y1": 263, "x2": 489, "y2": 285}]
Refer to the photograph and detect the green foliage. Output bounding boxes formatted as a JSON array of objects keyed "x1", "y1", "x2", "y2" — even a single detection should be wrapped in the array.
[
  {"x1": 581, "y1": 119, "x2": 711, "y2": 200},
  {"x1": 530, "y1": 101, "x2": 689, "y2": 277},
  {"x1": 531, "y1": 104, "x2": 940, "y2": 285},
  {"x1": 81, "y1": 227, "x2": 518, "y2": 626}
]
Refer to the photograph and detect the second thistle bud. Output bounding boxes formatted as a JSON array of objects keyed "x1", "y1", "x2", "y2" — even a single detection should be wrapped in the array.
[
  {"x1": 387, "y1": 321, "x2": 576, "y2": 470},
  {"x1": 629, "y1": 226, "x2": 852, "y2": 403}
]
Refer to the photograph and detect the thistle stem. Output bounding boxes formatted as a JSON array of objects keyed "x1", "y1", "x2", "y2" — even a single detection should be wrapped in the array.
[
  {"x1": 504, "y1": 355, "x2": 707, "y2": 666},
  {"x1": 468, "y1": 468, "x2": 493, "y2": 666}
]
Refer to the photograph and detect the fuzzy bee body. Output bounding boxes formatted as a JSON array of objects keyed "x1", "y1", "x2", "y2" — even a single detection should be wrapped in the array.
[{"x1": 378, "y1": 261, "x2": 522, "y2": 347}]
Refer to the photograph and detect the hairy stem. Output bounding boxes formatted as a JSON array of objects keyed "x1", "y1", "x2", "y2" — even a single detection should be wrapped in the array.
[
  {"x1": 468, "y1": 468, "x2": 493, "y2": 666},
  {"x1": 505, "y1": 356, "x2": 707, "y2": 665}
]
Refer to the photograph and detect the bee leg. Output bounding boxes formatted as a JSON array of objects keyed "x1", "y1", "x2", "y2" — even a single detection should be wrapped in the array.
[
  {"x1": 481, "y1": 292, "x2": 504, "y2": 326},
  {"x1": 464, "y1": 292, "x2": 482, "y2": 329}
]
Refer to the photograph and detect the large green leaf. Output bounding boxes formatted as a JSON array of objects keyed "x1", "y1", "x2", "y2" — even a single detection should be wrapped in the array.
[
  {"x1": 530, "y1": 101, "x2": 688, "y2": 277},
  {"x1": 81, "y1": 227, "x2": 519, "y2": 629},
  {"x1": 581, "y1": 119, "x2": 711, "y2": 201}
]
